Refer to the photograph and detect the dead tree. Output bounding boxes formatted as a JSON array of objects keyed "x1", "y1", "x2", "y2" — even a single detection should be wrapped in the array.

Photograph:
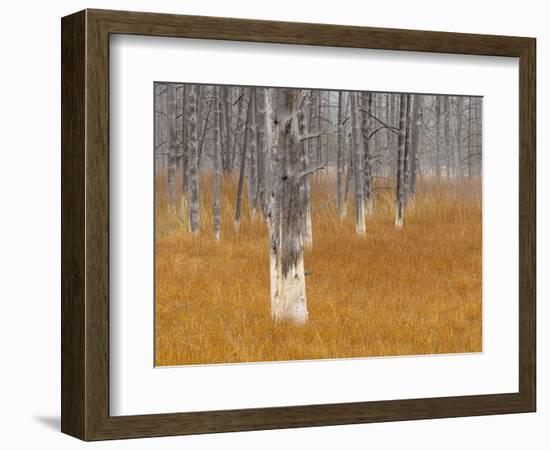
[
  {"x1": 395, "y1": 93, "x2": 408, "y2": 228},
  {"x1": 166, "y1": 84, "x2": 177, "y2": 208},
  {"x1": 336, "y1": 91, "x2": 346, "y2": 219},
  {"x1": 443, "y1": 96, "x2": 452, "y2": 177},
  {"x1": 213, "y1": 86, "x2": 222, "y2": 240},
  {"x1": 268, "y1": 89, "x2": 312, "y2": 323},
  {"x1": 186, "y1": 85, "x2": 200, "y2": 234},
  {"x1": 255, "y1": 88, "x2": 269, "y2": 217},
  {"x1": 247, "y1": 92, "x2": 258, "y2": 215},
  {"x1": 435, "y1": 96, "x2": 442, "y2": 178},
  {"x1": 403, "y1": 94, "x2": 412, "y2": 203},
  {"x1": 350, "y1": 92, "x2": 366, "y2": 235},
  {"x1": 361, "y1": 92, "x2": 373, "y2": 214},
  {"x1": 234, "y1": 89, "x2": 253, "y2": 229},
  {"x1": 454, "y1": 97, "x2": 464, "y2": 177},
  {"x1": 297, "y1": 92, "x2": 313, "y2": 249},
  {"x1": 408, "y1": 94, "x2": 422, "y2": 196}
]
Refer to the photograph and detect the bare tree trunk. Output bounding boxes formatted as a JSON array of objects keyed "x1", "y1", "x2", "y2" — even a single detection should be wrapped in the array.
[
  {"x1": 197, "y1": 89, "x2": 214, "y2": 168},
  {"x1": 247, "y1": 92, "x2": 258, "y2": 216},
  {"x1": 221, "y1": 87, "x2": 232, "y2": 172},
  {"x1": 350, "y1": 92, "x2": 366, "y2": 235},
  {"x1": 256, "y1": 88, "x2": 269, "y2": 218},
  {"x1": 180, "y1": 86, "x2": 191, "y2": 220},
  {"x1": 454, "y1": 97, "x2": 464, "y2": 177},
  {"x1": 408, "y1": 94, "x2": 422, "y2": 196},
  {"x1": 268, "y1": 89, "x2": 308, "y2": 324},
  {"x1": 297, "y1": 94, "x2": 313, "y2": 249},
  {"x1": 435, "y1": 96, "x2": 441, "y2": 179},
  {"x1": 403, "y1": 94, "x2": 412, "y2": 203},
  {"x1": 166, "y1": 84, "x2": 177, "y2": 209},
  {"x1": 213, "y1": 87, "x2": 222, "y2": 240},
  {"x1": 373, "y1": 94, "x2": 382, "y2": 174},
  {"x1": 154, "y1": 84, "x2": 167, "y2": 170},
  {"x1": 336, "y1": 91, "x2": 346, "y2": 219},
  {"x1": 395, "y1": 93, "x2": 408, "y2": 228},
  {"x1": 467, "y1": 97, "x2": 472, "y2": 177},
  {"x1": 186, "y1": 85, "x2": 200, "y2": 234},
  {"x1": 443, "y1": 96, "x2": 452, "y2": 177},
  {"x1": 229, "y1": 87, "x2": 245, "y2": 172},
  {"x1": 361, "y1": 92, "x2": 373, "y2": 215},
  {"x1": 234, "y1": 89, "x2": 253, "y2": 229}
]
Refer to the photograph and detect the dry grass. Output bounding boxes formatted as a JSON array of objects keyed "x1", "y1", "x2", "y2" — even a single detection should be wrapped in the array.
[{"x1": 155, "y1": 171, "x2": 482, "y2": 366}]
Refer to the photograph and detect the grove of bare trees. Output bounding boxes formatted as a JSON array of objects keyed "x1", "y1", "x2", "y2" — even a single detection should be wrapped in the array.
[{"x1": 155, "y1": 83, "x2": 482, "y2": 324}]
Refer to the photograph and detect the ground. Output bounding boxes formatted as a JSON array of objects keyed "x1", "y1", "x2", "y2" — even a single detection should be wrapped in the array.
[{"x1": 155, "y1": 173, "x2": 482, "y2": 366}]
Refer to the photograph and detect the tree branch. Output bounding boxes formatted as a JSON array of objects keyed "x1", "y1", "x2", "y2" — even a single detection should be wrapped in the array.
[
  {"x1": 359, "y1": 109, "x2": 399, "y2": 134},
  {"x1": 300, "y1": 131, "x2": 336, "y2": 142},
  {"x1": 297, "y1": 165, "x2": 326, "y2": 181}
]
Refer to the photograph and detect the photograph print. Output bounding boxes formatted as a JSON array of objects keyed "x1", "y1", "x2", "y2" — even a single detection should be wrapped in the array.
[{"x1": 154, "y1": 83, "x2": 482, "y2": 366}]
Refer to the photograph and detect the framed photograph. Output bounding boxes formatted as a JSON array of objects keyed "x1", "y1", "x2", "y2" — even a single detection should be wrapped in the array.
[{"x1": 61, "y1": 9, "x2": 536, "y2": 440}]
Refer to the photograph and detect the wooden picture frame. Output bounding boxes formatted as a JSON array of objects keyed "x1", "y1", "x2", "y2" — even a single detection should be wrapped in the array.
[{"x1": 61, "y1": 9, "x2": 536, "y2": 441}]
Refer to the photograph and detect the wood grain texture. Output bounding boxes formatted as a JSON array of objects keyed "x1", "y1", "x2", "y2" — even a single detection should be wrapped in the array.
[
  {"x1": 61, "y1": 8, "x2": 536, "y2": 441},
  {"x1": 61, "y1": 10, "x2": 86, "y2": 439}
]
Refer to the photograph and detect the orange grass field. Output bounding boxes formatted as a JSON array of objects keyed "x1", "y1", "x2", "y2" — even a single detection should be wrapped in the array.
[{"x1": 155, "y1": 172, "x2": 482, "y2": 366}]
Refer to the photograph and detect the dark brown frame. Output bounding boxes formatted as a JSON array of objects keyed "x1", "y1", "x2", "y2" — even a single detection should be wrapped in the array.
[{"x1": 61, "y1": 9, "x2": 536, "y2": 441}]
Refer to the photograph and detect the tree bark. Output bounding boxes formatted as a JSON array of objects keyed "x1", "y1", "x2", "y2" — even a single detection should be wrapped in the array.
[
  {"x1": 213, "y1": 86, "x2": 222, "y2": 240},
  {"x1": 336, "y1": 91, "x2": 346, "y2": 219},
  {"x1": 256, "y1": 88, "x2": 269, "y2": 218},
  {"x1": 247, "y1": 92, "x2": 258, "y2": 215},
  {"x1": 268, "y1": 89, "x2": 308, "y2": 323},
  {"x1": 234, "y1": 89, "x2": 253, "y2": 229},
  {"x1": 408, "y1": 94, "x2": 422, "y2": 196},
  {"x1": 350, "y1": 92, "x2": 366, "y2": 235},
  {"x1": 435, "y1": 96, "x2": 441, "y2": 179},
  {"x1": 454, "y1": 97, "x2": 464, "y2": 177},
  {"x1": 395, "y1": 93, "x2": 408, "y2": 228},
  {"x1": 361, "y1": 92, "x2": 373, "y2": 214},
  {"x1": 298, "y1": 93, "x2": 313, "y2": 249},
  {"x1": 186, "y1": 85, "x2": 200, "y2": 234},
  {"x1": 166, "y1": 84, "x2": 177, "y2": 209},
  {"x1": 403, "y1": 94, "x2": 412, "y2": 203},
  {"x1": 443, "y1": 96, "x2": 452, "y2": 177}
]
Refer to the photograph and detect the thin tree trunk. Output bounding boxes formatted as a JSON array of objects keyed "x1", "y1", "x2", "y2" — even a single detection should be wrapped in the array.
[
  {"x1": 247, "y1": 92, "x2": 258, "y2": 215},
  {"x1": 166, "y1": 84, "x2": 177, "y2": 209},
  {"x1": 229, "y1": 87, "x2": 245, "y2": 172},
  {"x1": 197, "y1": 90, "x2": 214, "y2": 168},
  {"x1": 213, "y1": 87, "x2": 222, "y2": 240},
  {"x1": 336, "y1": 91, "x2": 345, "y2": 219},
  {"x1": 221, "y1": 87, "x2": 232, "y2": 172},
  {"x1": 408, "y1": 94, "x2": 422, "y2": 196},
  {"x1": 298, "y1": 93, "x2": 313, "y2": 249},
  {"x1": 435, "y1": 96, "x2": 441, "y2": 179},
  {"x1": 468, "y1": 97, "x2": 472, "y2": 177},
  {"x1": 403, "y1": 94, "x2": 412, "y2": 203},
  {"x1": 234, "y1": 89, "x2": 253, "y2": 229},
  {"x1": 443, "y1": 96, "x2": 452, "y2": 177},
  {"x1": 395, "y1": 93, "x2": 408, "y2": 228},
  {"x1": 256, "y1": 88, "x2": 269, "y2": 218},
  {"x1": 454, "y1": 97, "x2": 463, "y2": 177},
  {"x1": 361, "y1": 92, "x2": 373, "y2": 215},
  {"x1": 350, "y1": 92, "x2": 366, "y2": 236},
  {"x1": 186, "y1": 85, "x2": 200, "y2": 234}
]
